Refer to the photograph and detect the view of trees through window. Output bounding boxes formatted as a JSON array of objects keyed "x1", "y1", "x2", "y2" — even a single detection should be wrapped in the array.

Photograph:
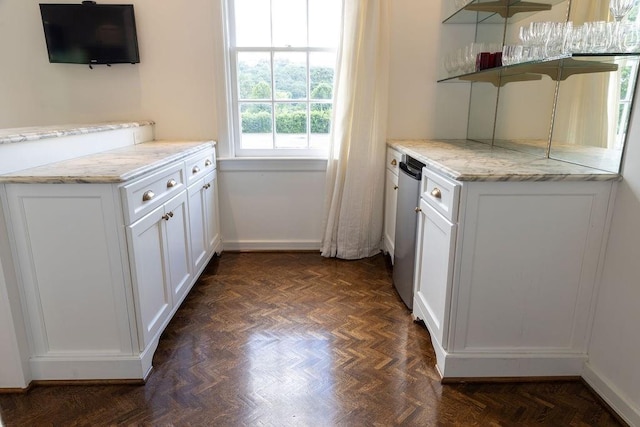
[
  {"x1": 230, "y1": 0, "x2": 341, "y2": 154},
  {"x1": 238, "y1": 54, "x2": 335, "y2": 146}
]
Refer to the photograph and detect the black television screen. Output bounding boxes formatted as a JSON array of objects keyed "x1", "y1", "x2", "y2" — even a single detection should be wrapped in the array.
[{"x1": 40, "y1": 3, "x2": 140, "y2": 65}]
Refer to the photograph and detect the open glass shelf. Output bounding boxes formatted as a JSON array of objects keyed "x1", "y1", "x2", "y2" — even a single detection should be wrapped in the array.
[
  {"x1": 438, "y1": 54, "x2": 631, "y2": 86},
  {"x1": 443, "y1": 0, "x2": 567, "y2": 24}
]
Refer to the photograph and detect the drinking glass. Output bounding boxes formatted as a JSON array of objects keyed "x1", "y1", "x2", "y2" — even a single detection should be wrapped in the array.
[
  {"x1": 502, "y1": 45, "x2": 523, "y2": 65},
  {"x1": 620, "y1": 22, "x2": 640, "y2": 52},
  {"x1": 585, "y1": 21, "x2": 610, "y2": 53}
]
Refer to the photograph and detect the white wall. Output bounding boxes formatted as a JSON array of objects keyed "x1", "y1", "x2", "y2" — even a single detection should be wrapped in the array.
[
  {"x1": 0, "y1": 0, "x2": 218, "y2": 141},
  {"x1": 388, "y1": 0, "x2": 470, "y2": 140},
  {"x1": 584, "y1": 97, "x2": 640, "y2": 425},
  {"x1": 218, "y1": 160, "x2": 327, "y2": 250}
]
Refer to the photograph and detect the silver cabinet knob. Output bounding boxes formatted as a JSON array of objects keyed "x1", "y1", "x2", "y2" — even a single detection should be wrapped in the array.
[
  {"x1": 431, "y1": 188, "x2": 442, "y2": 199},
  {"x1": 205, "y1": 159, "x2": 213, "y2": 167},
  {"x1": 192, "y1": 166, "x2": 200, "y2": 174},
  {"x1": 142, "y1": 190, "x2": 155, "y2": 202},
  {"x1": 167, "y1": 179, "x2": 177, "y2": 188}
]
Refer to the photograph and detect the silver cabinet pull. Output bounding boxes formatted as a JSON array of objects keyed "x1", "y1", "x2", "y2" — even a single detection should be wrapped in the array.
[
  {"x1": 431, "y1": 188, "x2": 442, "y2": 199},
  {"x1": 142, "y1": 190, "x2": 155, "y2": 202},
  {"x1": 205, "y1": 159, "x2": 213, "y2": 167},
  {"x1": 167, "y1": 179, "x2": 177, "y2": 188},
  {"x1": 393, "y1": 185, "x2": 398, "y2": 190},
  {"x1": 162, "y1": 214, "x2": 170, "y2": 221},
  {"x1": 192, "y1": 166, "x2": 200, "y2": 174},
  {"x1": 414, "y1": 207, "x2": 422, "y2": 213}
]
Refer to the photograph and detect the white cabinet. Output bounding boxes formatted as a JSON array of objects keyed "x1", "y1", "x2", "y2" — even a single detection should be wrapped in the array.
[
  {"x1": 126, "y1": 191, "x2": 192, "y2": 349},
  {"x1": 187, "y1": 150, "x2": 221, "y2": 271},
  {"x1": 3, "y1": 146, "x2": 220, "y2": 381},
  {"x1": 383, "y1": 148, "x2": 402, "y2": 260},
  {"x1": 413, "y1": 167, "x2": 615, "y2": 380},
  {"x1": 414, "y1": 199, "x2": 456, "y2": 346},
  {"x1": 5, "y1": 184, "x2": 134, "y2": 369}
]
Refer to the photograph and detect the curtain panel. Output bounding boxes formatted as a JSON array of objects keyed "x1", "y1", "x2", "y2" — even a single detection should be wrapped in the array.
[{"x1": 321, "y1": 0, "x2": 390, "y2": 259}]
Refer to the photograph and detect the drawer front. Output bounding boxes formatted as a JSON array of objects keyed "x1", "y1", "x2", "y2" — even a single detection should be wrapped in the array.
[
  {"x1": 386, "y1": 147, "x2": 402, "y2": 175},
  {"x1": 122, "y1": 162, "x2": 185, "y2": 224},
  {"x1": 421, "y1": 168, "x2": 461, "y2": 222},
  {"x1": 185, "y1": 149, "x2": 216, "y2": 186}
]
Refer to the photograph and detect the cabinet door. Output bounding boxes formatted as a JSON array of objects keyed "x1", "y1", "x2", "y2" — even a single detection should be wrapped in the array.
[
  {"x1": 188, "y1": 178, "x2": 208, "y2": 273},
  {"x1": 383, "y1": 170, "x2": 399, "y2": 260},
  {"x1": 127, "y1": 206, "x2": 172, "y2": 349},
  {"x1": 414, "y1": 198, "x2": 457, "y2": 348},
  {"x1": 164, "y1": 191, "x2": 193, "y2": 305},
  {"x1": 204, "y1": 170, "x2": 221, "y2": 255}
]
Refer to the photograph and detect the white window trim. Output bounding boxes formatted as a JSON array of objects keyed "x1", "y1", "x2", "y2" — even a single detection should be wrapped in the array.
[
  {"x1": 221, "y1": 0, "x2": 335, "y2": 159},
  {"x1": 213, "y1": 0, "x2": 235, "y2": 159}
]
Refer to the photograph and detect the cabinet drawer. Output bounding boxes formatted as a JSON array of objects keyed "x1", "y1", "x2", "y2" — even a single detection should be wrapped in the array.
[
  {"x1": 185, "y1": 149, "x2": 216, "y2": 186},
  {"x1": 122, "y1": 162, "x2": 185, "y2": 224},
  {"x1": 386, "y1": 147, "x2": 402, "y2": 175},
  {"x1": 421, "y1": 168, "x2": 461, "y2": 222}
]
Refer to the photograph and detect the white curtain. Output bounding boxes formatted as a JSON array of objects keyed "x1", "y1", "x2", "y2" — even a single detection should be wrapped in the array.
[
  {"x1": 320, "y1": 0, "x2": 390, "y2": 259},
  {"x1": 555, "y1": 0, "x2": 613, "y2": 147}
]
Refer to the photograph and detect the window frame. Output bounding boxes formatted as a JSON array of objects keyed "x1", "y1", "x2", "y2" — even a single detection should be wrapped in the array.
[{"x1": 225, "y1": 0, "x2": 338, "y2": 158}]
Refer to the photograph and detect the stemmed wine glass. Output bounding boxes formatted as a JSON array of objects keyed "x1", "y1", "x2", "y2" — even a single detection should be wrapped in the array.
[
  {"x1": 610, "y1": 0, "x2": 636, "y2": 51},
  {"x1": 610, "y1": 0, "x2": 635, "y2": 22}
]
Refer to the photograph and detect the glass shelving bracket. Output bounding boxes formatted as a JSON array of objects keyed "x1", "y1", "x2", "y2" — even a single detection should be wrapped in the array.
[
  {"x1": 443, "y1": 0, "x2": 566, "y2": 24},
  {"x1": 464, "y1": 1, "x2": 551, "y2": 18},
  {"x1": 458, "y1": 72, "x2": 542, "y2": 86},
  {"x1": 439, "y1": 54, "x2": 624, "y2": 86},
  {"x1": 518, "y1": 57, "x2": 619, "y2": 80}
]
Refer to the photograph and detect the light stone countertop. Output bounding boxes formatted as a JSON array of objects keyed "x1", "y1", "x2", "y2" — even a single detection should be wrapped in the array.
[
  {"x1": 0, "y1": 120, "x2": 155, "y2": 145},
  {"x1": 387, "y1": 139, "x2": 621, "y2": 182},
  {"x1": 0, "y1": 140, "x2": 215, "y2": 184}
]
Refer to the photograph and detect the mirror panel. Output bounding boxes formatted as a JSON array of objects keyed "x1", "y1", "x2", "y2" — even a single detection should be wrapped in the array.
[
  {"x1": 550, "y1": 56, "x2": 637, "y2": 172},
  {"x1": 460, "y1": 0, "x2": 638, "y2": 173},
  {"x1": 493, "y1": 76, "x2": 557, "y2": 156}
]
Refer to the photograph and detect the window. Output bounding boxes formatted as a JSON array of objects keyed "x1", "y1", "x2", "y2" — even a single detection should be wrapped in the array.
[
  {"x1": 615, "y1": 4, "x2": 640, "y2": 150},
  {"x1": 226, "y1": 0, "x2": 342, "y2": 157}
]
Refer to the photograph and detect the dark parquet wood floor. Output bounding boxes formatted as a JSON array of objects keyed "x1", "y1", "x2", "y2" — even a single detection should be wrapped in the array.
[{"x1": 0, "y1": 253, "x2": 623, "y2": 426}]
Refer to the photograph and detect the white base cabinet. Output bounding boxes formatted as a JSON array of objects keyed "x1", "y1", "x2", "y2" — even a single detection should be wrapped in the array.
[
  {"x1": 127, "y1": 191, "x2": 192, "y2": 350},
  {"x1": 413, "y1": 168, "x2": 615, "y2": 379},
  {"x1": 188, "y1": 170, "x2": 222, "y2": 274},
  {"x1": 383, "y1": 148, "x2": 402, "y2": 261},
  {"x1": 4, "y1": 147, "x2": 221, "y2": 381}
]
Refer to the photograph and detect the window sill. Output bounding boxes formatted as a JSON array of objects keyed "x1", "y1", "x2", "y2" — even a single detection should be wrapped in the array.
[{"x1": 217, "y1": 157, "x2": 328, "y2": 172}]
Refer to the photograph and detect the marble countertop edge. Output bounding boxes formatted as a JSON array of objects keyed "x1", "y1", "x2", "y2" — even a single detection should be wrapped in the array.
[
  {"x1": 388, "y1": 139, "x2": 621, "y2": 182},
  {"x1": 0, "y1": 140, "x2": 214, "y2": 184},
  {"x1": 0, "y1": 120, "x2": 156, "y2": 145}
]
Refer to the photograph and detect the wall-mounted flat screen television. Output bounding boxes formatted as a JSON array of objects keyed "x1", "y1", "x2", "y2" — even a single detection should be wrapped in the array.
[{"x1": 40, "y1": 3, "x2": 140, "y2": 65}]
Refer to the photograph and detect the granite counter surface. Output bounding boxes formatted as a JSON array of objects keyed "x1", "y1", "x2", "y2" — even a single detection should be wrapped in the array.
[
  {"x1": 0, "y1": 140, "x2": 214, "y2": 184},
  {"x1": 0, "y1": 121, "x2": 155, "y2": 145},
  {"x1": 388, "y1": 139, "x2": 621, "y2": 182}
]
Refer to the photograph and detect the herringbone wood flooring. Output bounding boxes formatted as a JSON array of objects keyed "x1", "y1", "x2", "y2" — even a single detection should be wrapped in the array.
[{"x1": 0, "y1": 253, "x2": 623, "y2": 426}]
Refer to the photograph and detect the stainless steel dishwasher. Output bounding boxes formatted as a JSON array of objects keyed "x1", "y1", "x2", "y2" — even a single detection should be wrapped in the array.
[{"x1": 392, "y1": 155, "x2": 425, "y2": 310}]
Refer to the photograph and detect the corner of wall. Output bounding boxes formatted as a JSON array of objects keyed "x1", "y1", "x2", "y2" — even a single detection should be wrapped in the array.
[{"x1": 583, "y1": 362, "x2": 640, "y2": 427}]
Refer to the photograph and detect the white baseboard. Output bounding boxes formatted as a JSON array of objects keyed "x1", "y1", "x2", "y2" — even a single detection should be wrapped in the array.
[
  {"x1": 582, "y1": 363, "x2": 640, "y2": 426},
  {"x1": 28, "y1": 351, "x2": 153, "y2": 381},
  {"x1": 222, "y1": 240, "x2": 322, "y2": 252}
]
